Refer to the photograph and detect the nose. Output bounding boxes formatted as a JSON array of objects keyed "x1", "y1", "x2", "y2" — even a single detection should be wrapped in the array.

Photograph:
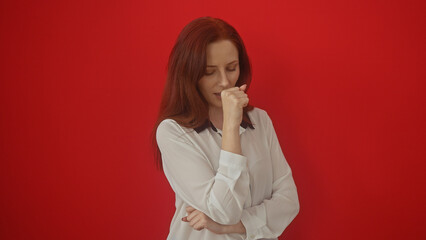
[{"x1": 218, "y1": 70, "x2": 231, "y2": 88}]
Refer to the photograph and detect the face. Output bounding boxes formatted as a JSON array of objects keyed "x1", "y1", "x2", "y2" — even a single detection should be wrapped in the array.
[{"x1": 198, "y1": 39, "x2": 240, "y2": 111}]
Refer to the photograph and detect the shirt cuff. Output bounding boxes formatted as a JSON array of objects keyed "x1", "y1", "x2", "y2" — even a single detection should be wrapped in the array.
[
  {"x1": 218, "y1": 149, "x2": 247, "y2": 169},
  {"x1": 241, "y1": 208, "x2": 266, "y2": 240}
]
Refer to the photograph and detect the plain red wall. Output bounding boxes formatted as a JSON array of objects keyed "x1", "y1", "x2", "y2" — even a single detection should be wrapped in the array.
[{"x1": 1, "y1": 0, "x2": 425, "y2": 239}]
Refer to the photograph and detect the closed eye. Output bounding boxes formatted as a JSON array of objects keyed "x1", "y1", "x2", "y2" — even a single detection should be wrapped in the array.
[
  {"x1": 228, "y1": 63, "x2": 238, "y2": 72},
  {"x1": 204, "y1": 71, "x2": 214, "y2": 76}
]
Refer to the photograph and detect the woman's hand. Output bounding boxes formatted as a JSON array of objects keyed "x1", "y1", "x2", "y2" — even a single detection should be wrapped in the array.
[
  {"x1": 221, "y1": 84, "x2": 249, "y2": 129},
  {"x1": 182, "y1": 206, "x2": 247, "y2": 235},
  {"x1": 182, "y1": 206, "x2": 225, "y2": 234}
]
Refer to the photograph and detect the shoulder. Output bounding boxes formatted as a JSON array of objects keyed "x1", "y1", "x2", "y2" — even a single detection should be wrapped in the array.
[
  {"x1": 156, "y1": 119, "x2": 194, "y2": 145},
  {"x1": 157, "y1": 118, "x2": 181, "y2": 132},
  {"x1": 247, "y1": 107, "x2": 273, "y2": 130},
  {"x1": 247, "y1": 107, "x2": 268, "y2": 119}
]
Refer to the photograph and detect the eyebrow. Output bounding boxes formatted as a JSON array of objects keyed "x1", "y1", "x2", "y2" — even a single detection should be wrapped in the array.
[{"x1": 206, "y1": 60, "x2": 238, "y2": 68}]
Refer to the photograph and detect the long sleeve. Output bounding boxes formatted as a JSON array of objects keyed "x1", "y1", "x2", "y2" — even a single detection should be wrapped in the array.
[
  {"x1": 240, "y1": 113, "x2": 300, "y2": 240},
  {"x1": 156, "y1": 119, "x2": 250, "y2": 225}
]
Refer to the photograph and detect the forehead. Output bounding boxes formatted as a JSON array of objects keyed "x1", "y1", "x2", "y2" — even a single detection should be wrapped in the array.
[{"x1": 205, "y1": 40, "x2": 239, "y2": 65}]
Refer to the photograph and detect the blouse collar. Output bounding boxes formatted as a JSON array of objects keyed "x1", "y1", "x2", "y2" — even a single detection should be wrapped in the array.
[{"x1": 194, "y1": 112, "x2": 255, "y2": 134}]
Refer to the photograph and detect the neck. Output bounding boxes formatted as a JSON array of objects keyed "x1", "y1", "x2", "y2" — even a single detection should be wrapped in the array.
[{"x1": 208, "y1": 106, "x2": 224, "y2": 130}]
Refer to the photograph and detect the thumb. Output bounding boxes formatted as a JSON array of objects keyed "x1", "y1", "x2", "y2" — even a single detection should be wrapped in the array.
[{"x1": 239, "y1": 84, "x2": 247, "y2": 92}]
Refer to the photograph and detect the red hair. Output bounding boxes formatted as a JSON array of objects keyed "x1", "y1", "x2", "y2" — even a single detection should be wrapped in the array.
[{"x1": 152, "y1": 16, "x2": 254, "y2": 169}]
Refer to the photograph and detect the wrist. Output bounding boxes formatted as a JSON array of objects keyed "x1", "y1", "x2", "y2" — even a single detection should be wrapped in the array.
[
  {"x1": 223, "y1": 120, "x2": 240, "y2": 132},
  {"x1": 223, "y1": 117, "x2": 241, "y2": 130},
  {"x1": 222, "y1": 221, "x2": 246, "y2": 234},
  {"x1": 221, "y1": 224, "x2": 231, "y2": 234},
  {"x1": 235, "y1": 221, "x2": 246, "y2": 234}
]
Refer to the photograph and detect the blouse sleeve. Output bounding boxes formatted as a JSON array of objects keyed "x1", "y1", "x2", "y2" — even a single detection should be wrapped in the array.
[
  {"x1": 240, "y1": 112, "x2": 300, "y2": 240},
  {"x1": 156, "y1": 119, "x2": 250, "y2": 225}
]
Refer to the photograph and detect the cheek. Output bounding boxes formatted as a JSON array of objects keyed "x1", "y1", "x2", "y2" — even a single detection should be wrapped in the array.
[
  {"x1": 232, "y1": 70, "x2": 240, "y2": 83},
  {"x1": 198, "y1": 79, "x2": 212, "y2": 95}
]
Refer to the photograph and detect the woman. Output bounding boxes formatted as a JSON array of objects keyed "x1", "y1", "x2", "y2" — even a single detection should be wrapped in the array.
[{"x1": 153, "y1": 16, "x2": 299, "y2": 240}]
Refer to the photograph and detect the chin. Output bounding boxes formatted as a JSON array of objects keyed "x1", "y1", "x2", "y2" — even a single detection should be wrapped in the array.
[{"x1": 208, "y1": 102, "x2": 222, "y2": 110}]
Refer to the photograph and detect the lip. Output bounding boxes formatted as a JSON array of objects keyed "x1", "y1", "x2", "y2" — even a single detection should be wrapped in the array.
[{"x1": 214, "y1": 93, "x2": 221, "y2": 99}]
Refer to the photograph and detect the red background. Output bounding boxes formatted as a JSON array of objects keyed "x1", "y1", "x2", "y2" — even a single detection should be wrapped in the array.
[{"x1": 1, "y1": 0, "x2": 425, "y2": 239}]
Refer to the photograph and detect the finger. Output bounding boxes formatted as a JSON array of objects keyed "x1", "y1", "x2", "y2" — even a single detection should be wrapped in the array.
[
  {"x1": 186, "y1": 210, "x2": 200, "y2": 222},
  {"x1": 239, "y1": 84, "x2": 247, "y2": 92},
  {"x1": 193, "y1": 219, "x2": 206, "y2": 231},
  {"x1": 189, "y1": 214, "x2": 201, "y2": 227},
  {"x1": 241, "y1": 98, "x2": 249, "y2": 107},
  {"x1": 236, "y1": 93, "x2": 248, "y2": 99},
  {"x1": 186, "y1": 206, "x2": 196, "y2": 213},
  {"x1": 226, "y1": 91, "x2": 246, "y2": 99},
  {"x1": 222, "y1": 87, "x2": 240, "y2": 94},
  {"x1": 182, "y1": 216, "x2": 189, "y2": 222}
]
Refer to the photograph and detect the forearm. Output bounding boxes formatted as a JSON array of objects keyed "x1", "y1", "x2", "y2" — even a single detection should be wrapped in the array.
[
  {"x1": 239, "y1": 176, "x2": 300, "y2": 239},
  {"x1": 221, "y1": 120, "x2": 242, "y2": 155},
  {"x1": 221, "y1": 220, "x2": 246, "y2": 234}
]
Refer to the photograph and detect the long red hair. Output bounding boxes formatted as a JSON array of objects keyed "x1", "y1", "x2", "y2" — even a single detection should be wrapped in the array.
[{"x1": 152, "y1": 16, "x2": 254, "y2": 169}]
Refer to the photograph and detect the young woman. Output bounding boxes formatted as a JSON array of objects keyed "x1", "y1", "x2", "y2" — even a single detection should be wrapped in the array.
[{"x1": 153, "y1": 16, "x2": 299, "y2": 240}]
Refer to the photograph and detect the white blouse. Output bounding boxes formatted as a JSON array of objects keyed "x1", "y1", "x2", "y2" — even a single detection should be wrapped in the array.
[{"x1": 156, "y1": 107, "x2": 299, "y2": 240}]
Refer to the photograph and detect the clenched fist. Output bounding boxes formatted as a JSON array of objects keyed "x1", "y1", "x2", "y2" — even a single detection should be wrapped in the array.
[
  {"x1": 182, "y1": 206, "x2": 225, "y2": 234},
  {"x1": 221, "y1": 84, "x2": 249, "y2": 129}
]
